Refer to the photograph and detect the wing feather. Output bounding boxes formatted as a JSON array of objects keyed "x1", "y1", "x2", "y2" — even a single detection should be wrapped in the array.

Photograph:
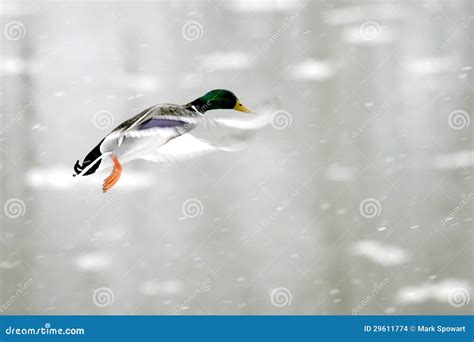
[
  {"x1": 139, "y1": 100, "x2": 277, "y2": 164},
  {"x1": 140, "y1": 134, "x2": 226, "y2": 163}
]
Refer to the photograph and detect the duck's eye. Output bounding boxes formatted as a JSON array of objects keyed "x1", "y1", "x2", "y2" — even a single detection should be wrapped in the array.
[{"x1": 239, "y1": 103, "x2": 242, "y2": 106}]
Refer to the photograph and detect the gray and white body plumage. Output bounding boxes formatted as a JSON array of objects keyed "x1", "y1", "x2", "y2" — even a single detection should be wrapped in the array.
[{"x1": 73, "y1": 101, "x2": 272, "y2": 178}]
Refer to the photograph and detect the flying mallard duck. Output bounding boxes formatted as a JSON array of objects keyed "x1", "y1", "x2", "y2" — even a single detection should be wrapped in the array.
[{"x1": 73, "y1": 89, "x2": 255, "y2": 193}]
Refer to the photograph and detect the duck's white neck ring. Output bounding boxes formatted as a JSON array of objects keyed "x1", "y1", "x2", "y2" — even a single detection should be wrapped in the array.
[{"x1": 191, "y1": 105, "x2": 204, "y2": 116}]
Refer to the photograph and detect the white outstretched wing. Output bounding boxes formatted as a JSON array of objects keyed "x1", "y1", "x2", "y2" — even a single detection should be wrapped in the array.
[
  {"x1": 140, "y1": 134, "x2": 232, "y2": 163},
  {"x1": 140, "y1": 100, "x2": 277, "y2": 164}
]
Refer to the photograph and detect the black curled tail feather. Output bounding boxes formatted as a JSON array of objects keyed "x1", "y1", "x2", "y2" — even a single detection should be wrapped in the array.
[{"x1": 73, "y1": 138, "x2": 105, "y2": 177}]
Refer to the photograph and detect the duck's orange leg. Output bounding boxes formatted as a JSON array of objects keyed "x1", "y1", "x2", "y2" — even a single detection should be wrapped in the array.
[{"x1": 102, "y1": 156, "x2": 122, "y2": 193}]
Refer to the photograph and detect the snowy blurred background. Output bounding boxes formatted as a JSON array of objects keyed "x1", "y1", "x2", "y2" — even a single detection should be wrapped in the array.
[{"x1": 0, "y1": 0, "x2": 472, "y2": 315}]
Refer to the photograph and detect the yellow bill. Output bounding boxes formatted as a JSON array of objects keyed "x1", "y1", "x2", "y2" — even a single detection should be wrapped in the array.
[{"x1": 234, "y1": 100, "x2": 255, "y2": 114}]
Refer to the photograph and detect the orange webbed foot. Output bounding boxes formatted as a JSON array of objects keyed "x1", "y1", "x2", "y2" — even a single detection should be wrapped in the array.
[{"x1": 102, "y1": 156, "x2": 122, "y2": 193}]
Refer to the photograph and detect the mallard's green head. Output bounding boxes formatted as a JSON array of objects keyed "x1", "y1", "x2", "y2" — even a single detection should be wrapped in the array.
[{"x1": 188, "y1": 89, "x2": 254, "y2": 114}]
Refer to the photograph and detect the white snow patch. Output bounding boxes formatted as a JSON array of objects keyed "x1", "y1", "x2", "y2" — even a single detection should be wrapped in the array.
[
  {"x1": 179, "y1": 72, "x2": 204, "y2": 89},
  {"x1": 342, "y1": 25, "x2": 396, "y2": 45},
  {"x1": 92, "y1": 228, "x2": 126, "y2": 242},
  {"x1": 397, "y1": 279, "x2": 470, "y2": 305},
  {"x1": 127, "y1": 94, "x2": 144, "y2": 101},
  {"x1": 324, "y1": 5, "x2": 405, "y2": 26},
  {"x1": 199, "y1": 52, "x2": 254, "y2": 71},
  {"x1": 431, "y1": 151, "x2": 473, "y2": 170},
  {"x1": 26, "y1": 166, "x2": 153, "y2": 190},
  {"x1": 324, "y1": 164, "x2": 356, "y2": 182},
  {"x1": 405, "y1": 57, "x2": 454, "y2": 75},
  {"x1": 286, "y1": 59, "x2": 335, "y2": 81},
  {"x1": 227, "y1": 0, "x2": 303, "y2": 13},
  {"x1": 31, "y1": 124, "x2": 48, "y2": 132},
  {"x1": 76, "y1": 252, "x2": 111, "y2": 272},
  {"x1": 138, "y1": 280, "x2": 182, "y2": 296},
  {"x1": 320, "y1": 202, "x2": 331, "y2": 210},
  {"x1": 351, "y1": 240, "x2": 409, "y2": 266},
  {"x1": 0, "y1": 3, "x2": 36, "y2": 16},
  {"x1": 0, "y1": 260, "x2": 21, "y2": 269},
  {"x1": 123, "y1": 74, "x2": 160, "y2": 92},
  {"x1": 0, "y1": 57, "x2": 38, "y2": 75}
]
